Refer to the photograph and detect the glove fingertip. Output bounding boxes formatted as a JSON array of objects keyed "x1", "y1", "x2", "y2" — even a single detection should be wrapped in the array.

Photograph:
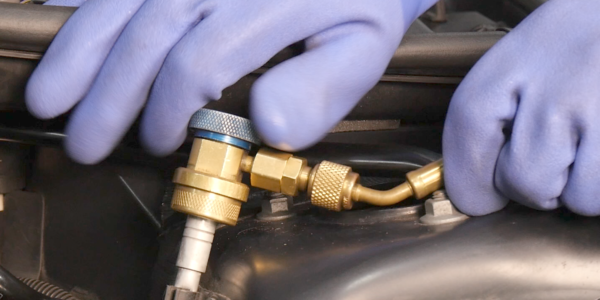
[
  {"x1": 63, "y1": 110, "x2": 119, "y2": 165},
  {"x1": 250, "y1": 74, "x2": 331, "y2": 152},
  {"x1": 139, "y1": 118, "x2": 189, "y2": 157},
  {"x1": 25, "y1": 77, "x2": 59, "y2": 120},
  {"x1": 64, "y1": 136, "x2": 107, "y2": 165},
  {"x1": 142, "y1": 133, "x2": 187, "y2": 157}
]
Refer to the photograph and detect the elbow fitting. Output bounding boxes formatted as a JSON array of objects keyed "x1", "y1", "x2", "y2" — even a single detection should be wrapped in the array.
[
  {"x1": 242, "y1": 147, "x2": 444, "y2": 212},
  {"x1": 306, "y1": 159, "x2": 443, "y2": 211}
]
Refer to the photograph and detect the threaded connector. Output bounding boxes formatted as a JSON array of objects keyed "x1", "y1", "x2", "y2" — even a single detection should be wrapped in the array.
[{"x1": 307, "y1": 161, "x2": 359, "y2": 211}]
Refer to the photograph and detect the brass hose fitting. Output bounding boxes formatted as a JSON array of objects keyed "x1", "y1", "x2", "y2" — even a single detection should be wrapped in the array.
[
  {"x1": 306, "y1": 159, "x2": 443, "y2": 211},
  {"x1": 167, "y1": 108, "x2": 444, "y2": 298},
  {"x1": 352, "y1": 159, "x2": 444, "y2": 206},
  {"x1": 307, "y1": 161, "x2": 360, "y2": 211},
  {"x1": 170, "y1": 109, "x2": 261, "y2": 226},
  {"x1": 172, "y1": 110, "x2": 445, "y2": 221},
  {"x1": 247, "y1": 148, "x2": 311, "y2": 196},
  {"x1": 242, "y1": 147, "x2": 444, "y2": 212},
  {"x1": 168, "y1": 109, "x2": 264, "y2": 295},
  {"x1": 171, "y1": 138, "x2": 250, "y2": 226}
]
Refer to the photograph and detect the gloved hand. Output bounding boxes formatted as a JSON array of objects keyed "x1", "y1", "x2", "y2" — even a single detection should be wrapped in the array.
[
  {"x1": 26, "y1": 0, "x2": 437, "y2": 164},
  {"x1": 443, "y1": 0, "x2": 600, "y2": 216}
]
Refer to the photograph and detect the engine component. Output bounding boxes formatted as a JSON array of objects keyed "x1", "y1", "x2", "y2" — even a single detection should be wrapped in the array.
[
  {"x1": 419, "y1": 190, "x2": 468, "y2": 225},
  {"x1": 256, "y1": 193, "x2": 295, "y2": 221},
  {"x1": 167, "y1": 109, "x2": 445, "y2": 296},
  {"x1": 163, "y1": 285, "x2": 230, "y2": 300}
]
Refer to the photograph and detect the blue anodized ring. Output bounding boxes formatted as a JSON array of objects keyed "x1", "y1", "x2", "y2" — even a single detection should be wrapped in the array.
[{"x1": 194, "y1": 130, "x2": 252, "y2": 150}]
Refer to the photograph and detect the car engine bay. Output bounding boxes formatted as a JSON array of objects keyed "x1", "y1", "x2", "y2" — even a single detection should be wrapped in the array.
[{"x1": 2, "y1": 1, "x2": 600, "y2": 299}]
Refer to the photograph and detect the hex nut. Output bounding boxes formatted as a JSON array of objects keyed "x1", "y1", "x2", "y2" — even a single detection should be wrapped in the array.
[
  {"x1": 426, "y1": 199, "x2": 454, "y2": 216},
  {"x1": 281, "y1": 156, "x2": 307, "y2": 196},
  {"x1": 250, "y1": 149, "x2": 307, "y2": 195},
  {"x1": 188, "y1": 139, "x2": 246, "y2": 181},
  {"x1": 257, "y1": 193, "x2": 296, "y2": 221},
  {"x1": 250, "y1": 149, "x2": 293, "y2": 193},
  {"x1": 420, "y1": 197, "x2": 468, "y2": 226}
]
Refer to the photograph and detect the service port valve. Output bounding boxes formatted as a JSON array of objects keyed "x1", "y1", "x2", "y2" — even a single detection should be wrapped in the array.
[
  {"x1": 168, "y1": 109, "x2": 261, "y2": 294},
  {"x1": 168, "y1": 109, "x2": 444, "y2": 296}
]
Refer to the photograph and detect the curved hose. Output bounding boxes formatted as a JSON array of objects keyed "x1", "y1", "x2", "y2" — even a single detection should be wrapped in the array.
[
  {"x1": 0, "y1": 266, "x2": 59, "y2": 300},
  {"x1": 19, "y1": 278, "x2": 78, "y2": 300},
  {"x1": 297, "y1": 143, "x2": 442, "y2": 176}
]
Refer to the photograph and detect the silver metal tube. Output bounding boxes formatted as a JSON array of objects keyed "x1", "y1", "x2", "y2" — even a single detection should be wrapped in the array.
[{"x1": 174, "y1": 216, "x2": 216, "y2": 292}]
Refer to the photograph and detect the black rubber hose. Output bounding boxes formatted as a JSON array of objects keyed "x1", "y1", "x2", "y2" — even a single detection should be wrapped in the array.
[
  {"x1": 296, "y1": 143, "x2": 442, "y2": 177},
  {"x1": 0, "y1": 266, "x2": 58, "y2": 300}
]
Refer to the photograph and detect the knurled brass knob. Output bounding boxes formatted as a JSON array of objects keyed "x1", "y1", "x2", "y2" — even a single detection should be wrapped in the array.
[
  {"x1": 307, "y1": 161, "x2": 359, "y2": 211},
  {"x1": 172, "y1": 186, "x2": 243, "y2": 226}
]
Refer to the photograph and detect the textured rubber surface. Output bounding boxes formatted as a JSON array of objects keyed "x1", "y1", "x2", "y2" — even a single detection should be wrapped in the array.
[
  {"x1": 189, "y1": 109, "x2": 261, "y2": 145},
  {"x1": 19, "y1": 278, "x2": 78, "y2": 300}
]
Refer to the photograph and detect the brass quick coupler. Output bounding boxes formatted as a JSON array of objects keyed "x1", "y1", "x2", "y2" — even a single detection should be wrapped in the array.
[
  {"x1": 172, "y1": 109, "x2": 445, "y2": 226},
  {"x1": 170, "y1": 109, "x2": 261, "y2": 226}
]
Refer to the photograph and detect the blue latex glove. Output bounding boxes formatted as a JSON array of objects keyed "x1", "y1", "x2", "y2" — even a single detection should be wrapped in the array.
[
  {"x1": 444, "y1": 0, "x2": 600, "y2": 216},
  {"x1": 27, "y1": 0, "x2": 437, "y2": 164}
]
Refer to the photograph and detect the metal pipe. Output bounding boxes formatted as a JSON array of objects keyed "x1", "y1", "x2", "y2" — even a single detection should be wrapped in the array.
[
  {"x1": 0, "y1": 3, "x2": 504, "y2": 71},
  {"x1": 0, "y1": 3, "x2": 74, "y2": 53},
  {"x1": 304, "y1": 159, "x2": 444, "y2": 211},
  {"x1": 352, "y1": 159, "x2": 444, "y2": 206},
  {"x1": 352, "y1": 182, "x2": 414, "y2": 206},
  {"x1": 174, "y1": 216, "x2": 216, "y2": 292},
  {"x1": 429, "y1": 0, "x2": 448, "y2": 23}
]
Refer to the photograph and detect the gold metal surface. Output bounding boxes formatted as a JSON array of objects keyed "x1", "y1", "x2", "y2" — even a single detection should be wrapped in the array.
[
  {"x1": 172, "y1": 137, "x2": 444, "y2": 220},
  {"x1": 341, "y1": 172, "x2": 360, "y2": 210},
  {"x1": 240, "y1": 155, "x2": 254, "y2": 173},
  {"x1": 297, "y1": 166, "x2": 312, "y2": 192},
  {"x1": 307, "y1": 161, "x2": 358, "y2": 211},
  {"x1": 405, "y1": 159, "x2": 444, "y2": 199},
  {"x1": 188, "y1": 139, "x2": 245, "y2": 181},
  {"x1": 352, "y1": 182, "x2": 414, "y2": 206},
  {"x1": 353, "y1": 159, "x2": 443, "y2": 206},
  {"x1": 171, "y1": 138, "x2": 249, "y2": 226},
  {"x1": 300, "y1": 157, "x2": 444, "y2": 211},
  {"x1": 250, "y1": 148, "x2": 309, "y2": 196},
  {"x1": 281, "y1": 156, "x2": 308, "y2": 195},
  {"x1": 171, "y1": 186, "x2": 241, "y2": 226},
  {"x1": 173, "y1": 168, "x2": 249, "y2": 201}
]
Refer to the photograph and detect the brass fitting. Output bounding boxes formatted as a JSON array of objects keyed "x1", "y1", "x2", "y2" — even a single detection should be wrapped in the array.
[
  {"x1": 171, "y1": 138, "x2": 250, "y2": 226},
  {"x1": 307, "y1": 161, "x2": 360, "y2": 211},
  {"x1": 240, "y1": 147, "x2": 444, "y2": 212},
  {"x1": 248, "y1": 148, "x2": 311, "y2": 196},
  {"x1": 171, "y1": 109, "x2": 444, "y2": 222},
  {"x1": 308, "y1": 159, "x2": 443, "y2": 211}
]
